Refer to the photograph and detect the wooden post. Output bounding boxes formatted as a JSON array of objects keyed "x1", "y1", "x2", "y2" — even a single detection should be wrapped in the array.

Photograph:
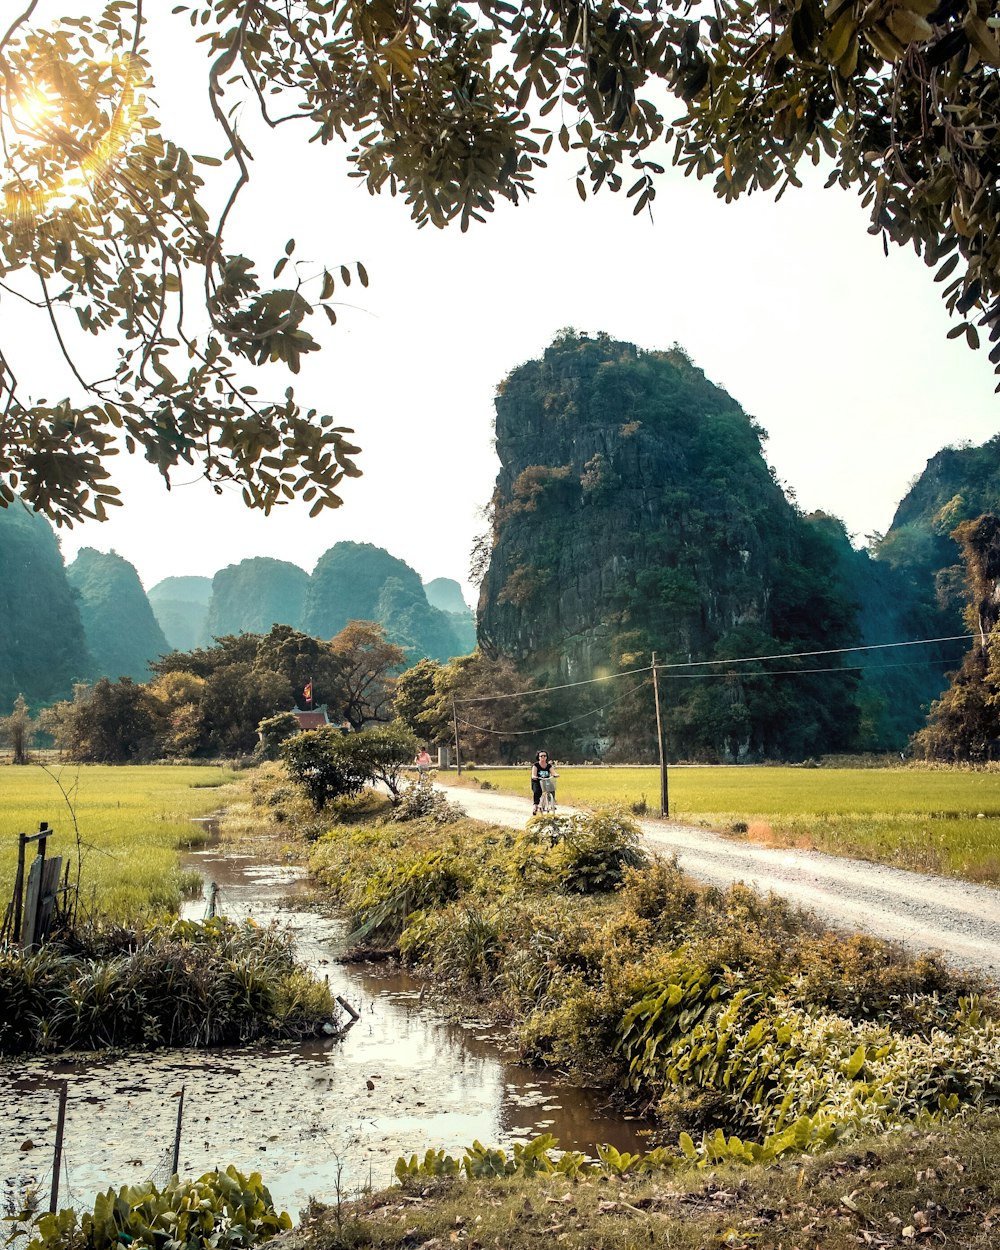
[
  {"x1": 451, "y1": 696, "x2": 462, "y2": 776},
  {"x1": 22, "y1": 824, "x2": 51, "y2": 950},
  {"x1": 651, "y1": 653, "x2": 669, "y2": 818},
  {"x1": 12, "y1": 832, "x2": 26, "y2": 942},
  {"x1": 171, "y1": 1086, "x2": 185, "y2": 1178},
  {"x1": 49, "y1": 1081, "x2": 68, "y2": 1213}
]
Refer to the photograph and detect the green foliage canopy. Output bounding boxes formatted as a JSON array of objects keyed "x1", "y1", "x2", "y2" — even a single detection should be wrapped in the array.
[{"x1": 5, "y1": 0, "x2": 1000, "y2": 528}]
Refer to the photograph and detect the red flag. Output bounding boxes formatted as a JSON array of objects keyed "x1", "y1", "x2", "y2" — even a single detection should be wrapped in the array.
[{"x1": 303, "y1": 680, "x2": 313, "y2": 707}]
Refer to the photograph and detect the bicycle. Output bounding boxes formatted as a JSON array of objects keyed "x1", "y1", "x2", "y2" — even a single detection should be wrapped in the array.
[{"x1": 537, "y1": 773, "x2": 558, "y2": 813}]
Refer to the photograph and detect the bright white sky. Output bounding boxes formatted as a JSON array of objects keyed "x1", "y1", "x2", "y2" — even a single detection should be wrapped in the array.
[{"x1": 18, "y1": 7, "x2": 1000, "y2": 611}]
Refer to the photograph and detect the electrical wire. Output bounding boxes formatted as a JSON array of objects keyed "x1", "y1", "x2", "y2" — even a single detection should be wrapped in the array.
[
  {"x1": 452, "y1": 632, "x2": 975, "y2": 707},
  {"x1": 457, "y1": 679, "x2": 650, "y2": 737},
  {"x1": 653, "y1": 633, "x2": 975, "y2": 671},
  {"x1": 454, "y1": 661, "x2": 652, "y2": 705},
  {"x1": 667, "y1": 655, "x2": 966, "y2": 679}
]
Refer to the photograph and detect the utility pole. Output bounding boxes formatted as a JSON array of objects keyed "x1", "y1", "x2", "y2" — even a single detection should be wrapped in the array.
[
  {"x1": 451, "y1": 695, "x2": 462, "y2": 775},
  {"x1": 651, "y1": 652, "x2": 668, "y2": 818}
]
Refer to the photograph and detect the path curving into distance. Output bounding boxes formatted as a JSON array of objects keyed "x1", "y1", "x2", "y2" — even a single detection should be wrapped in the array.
[{"x1": 438, "y1": 783, "x2": 1000, "y2": 979}]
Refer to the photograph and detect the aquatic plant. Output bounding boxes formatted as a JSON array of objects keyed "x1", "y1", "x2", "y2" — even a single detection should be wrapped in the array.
[{"x1": 10, "y1": 1166, "x2": 290, "y2": 1250}]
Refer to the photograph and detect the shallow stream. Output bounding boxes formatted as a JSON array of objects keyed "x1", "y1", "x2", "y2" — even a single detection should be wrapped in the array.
[{"x1": 2, "y1": 843, "x2": 648, "y2": 1217}]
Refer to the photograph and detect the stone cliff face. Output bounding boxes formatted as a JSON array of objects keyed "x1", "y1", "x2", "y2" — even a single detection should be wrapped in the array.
[
  {"x1": 477, "y1": 333, "x2": 861, "y2": 759},
  {"x1": 480, "y1": 334, "x2": 798, "y2": 677}
]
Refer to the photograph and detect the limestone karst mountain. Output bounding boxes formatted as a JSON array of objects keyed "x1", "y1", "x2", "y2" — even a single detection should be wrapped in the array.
[
  {"x1": 207, "y1": 558, "x2": 310, "y2": 636},
  {"x1": 66, "y1": 548, "x2": 170, "y2": 681},
  {"x1": 147, "y1": 576, "x2": 213, "y2": 652},
  {"x1": 0, "y1": 505, "x2": 91, "y2": 707},
  {"x1": 477, "y1": 332, "x2": 862, "y2": 760}
]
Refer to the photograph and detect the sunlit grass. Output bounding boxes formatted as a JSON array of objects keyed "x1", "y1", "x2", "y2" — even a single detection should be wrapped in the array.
[
  {"x1": 449, "y1": 766, "x2": 1000, "y2": 882},
  {"x1": 0, "y1": 764, "x2": 240, "y2": 923}
]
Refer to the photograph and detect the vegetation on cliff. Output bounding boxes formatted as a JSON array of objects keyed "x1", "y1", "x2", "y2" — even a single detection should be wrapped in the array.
[
  {"x1": 147, "y1": 576, "x2": 213, "y2": 653},
  {"x1": 912, "y1": 514, "x2": 1000, "y2": 761},
  {"x1": 207, "y1": 558, "x2": 310, "y2": 637},
  {"x1": 0, "y1": 506, "x2": 91, "y2": 709},
  {"x1": 479, "y1": 333, "x2": 862, "y2": 761},
  {"x1": 66, "y1": 548, "x2": 170, "y2": 683}
]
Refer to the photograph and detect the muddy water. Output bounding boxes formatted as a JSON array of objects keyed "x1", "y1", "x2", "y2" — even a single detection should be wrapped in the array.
[{"x1": 1, "y1": 847, "x2": 649, "y2": 1218}]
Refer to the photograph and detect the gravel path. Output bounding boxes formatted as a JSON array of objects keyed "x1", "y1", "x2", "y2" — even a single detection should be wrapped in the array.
[{"x1": 439, "y1": 784, "x2": 1000, "y2": 979}]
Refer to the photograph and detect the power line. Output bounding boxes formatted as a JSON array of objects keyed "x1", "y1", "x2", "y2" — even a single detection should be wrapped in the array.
[
  {"x1": 654, "y1": 633, "x2": 975, "y2": 672},
  {"x1": 457, "y1": 680, "x2": 650, "y2": 737},
  {"x1": 452, "y1": 633, "x2": 974, "y2": 707},
  {"x1": 454, "y1": 661, "x2": 652, "y2": 705},
  {"x1": 668, "y1": 655, "x2": 966, "y2": 679}
]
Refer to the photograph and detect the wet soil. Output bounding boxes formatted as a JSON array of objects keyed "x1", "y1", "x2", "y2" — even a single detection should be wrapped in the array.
[{"x1": 1, "y1": 846, "x2": 648, "y2": 1218}]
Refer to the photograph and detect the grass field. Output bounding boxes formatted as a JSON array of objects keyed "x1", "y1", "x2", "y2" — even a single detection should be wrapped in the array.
[
  {"x1": 0, "y1": 763, "x2": 239, "y2": 923},
  {"x1": 451, "y1": 765, "x2": 1000, "y2": 882}
]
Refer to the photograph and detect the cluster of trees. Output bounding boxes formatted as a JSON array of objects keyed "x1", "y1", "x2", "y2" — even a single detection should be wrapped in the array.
[
  {"x1": 913, "y1": 515, "x2": 1000, "y2": 762},
  {"x1": 12, "y1": 622, "x2": 407, "y2": 764}
]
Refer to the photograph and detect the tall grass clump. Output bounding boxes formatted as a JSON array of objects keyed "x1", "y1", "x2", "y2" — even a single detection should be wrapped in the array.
[{"x1": 0, "y1": 917, "x2": 337, "y2": 1055}]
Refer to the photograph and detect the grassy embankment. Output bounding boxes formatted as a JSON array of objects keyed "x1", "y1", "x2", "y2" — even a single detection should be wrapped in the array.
[
  {"x1": 197, "y1": 769, "x2": 1000, "y2": 1248},
  {"x1": 0, "y1": 763, "x2": 239, "y2": 921},
  {"x1": 0, "y1": 763, "x2": 338, "y2": 1054},
  {"x1": 262, "y1": 777, "x2": 1000, "y2": 1153},
  {"x1": 290, "y1": 1112, "x2": 1000, "y2": 1250},
  {"x1": 449, "y1": 766, "x2": 1000, "y2": 882}
]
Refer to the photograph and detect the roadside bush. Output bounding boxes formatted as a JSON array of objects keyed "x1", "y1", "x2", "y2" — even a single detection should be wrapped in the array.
[
  {"x1": 282, "y1": 726, "x2": 369, "y2": 809},
  {"x1": 547, "y1": 808, "x2": 647, "y2": 893},
  {"x1": 254, "y1": 712, "x2": 301, "y2": 761},
  {"x1": 393, "y1": 776, "x2": 462, "y2": 823},
  {"x1": 281, "y1": 722, "x2": 417, "y2": 808}
]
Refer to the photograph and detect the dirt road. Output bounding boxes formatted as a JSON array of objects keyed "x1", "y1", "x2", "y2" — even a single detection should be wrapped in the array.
[{"x1": 439, "y1": 784, "x2": 1000, "y2": 979}]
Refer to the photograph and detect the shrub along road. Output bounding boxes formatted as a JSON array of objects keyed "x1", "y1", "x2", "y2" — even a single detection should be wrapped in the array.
[{"x1": 437, "y1": 783, "x2": 1000, "y2": 978}]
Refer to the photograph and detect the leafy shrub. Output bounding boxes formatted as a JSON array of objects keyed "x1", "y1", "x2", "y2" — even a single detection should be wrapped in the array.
[
  {"x1": 546, "y1": 808, "x2": 647, "y2": 893},
  {"x1": 253, "y1": 712, "x2": 301, "y2": 761},
  {"x1": 392, "y1": 777, "x2": 462, "y2": 823},
  {"x1": 282, "y1": 722, "x2": 418, "y2": 808},
  {"x1": 13, "y1": 1167, "x2": 289, "y2": 1250},
  {"x1": 281, "y1": 727, "x2": 368, "y2": 809}
]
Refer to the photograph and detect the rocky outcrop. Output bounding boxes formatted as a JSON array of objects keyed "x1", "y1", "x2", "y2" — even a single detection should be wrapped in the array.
[
  {"x1": 147, "y1": 576, "x2": 212, "y2": 651},
  {"x1": 0, "y1": 505, "x2": 92, "y2": 707},
  {"x1": 207, "y1": 558, "x2": 309, "y2": 636},
  {"x1": 66, "y1": 548, "x2": 170, "y2": 681},
  {"x1": 424, "y1": 577, "x2": 469, "y2": 614},
  {"x1": 477, "y1": 332, "x2": 861, "y2": 759}
]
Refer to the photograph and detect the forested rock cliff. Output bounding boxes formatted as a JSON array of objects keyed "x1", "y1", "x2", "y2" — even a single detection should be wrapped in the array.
[
  {"x1": 304, "y1": 541, "x2": 472, "y2": 662},
  {"x1": 207, "y1": 558, "x2": 309, "y2": 636},
  {"x1": 0, "y1": 506, "x2": 91, "y2": 707},
  {"x1": 147, "y1": 576, "x2": 212, "y2": 652},
  {"x1": 66, "y1": 548, "x2": 170, "y2": 682},
  {"x1": 478, "y1": 333, "x2": 861, "y2": 760}
]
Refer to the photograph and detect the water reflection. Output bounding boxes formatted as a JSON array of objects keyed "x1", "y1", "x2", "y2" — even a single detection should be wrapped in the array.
[{"x1": 0, "y1": 848, "x2": 649, "y2": 1217}]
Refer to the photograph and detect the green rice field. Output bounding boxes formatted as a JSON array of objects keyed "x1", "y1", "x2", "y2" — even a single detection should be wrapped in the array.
[
  {"x1": 452, "y1": 765, "x2": 1000, "y2": 883},
  {"x1": 0, "y1": 764, "x2": 239, "y2": 923}
]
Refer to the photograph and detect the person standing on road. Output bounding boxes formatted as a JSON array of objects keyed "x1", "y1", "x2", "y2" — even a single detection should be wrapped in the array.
[
  {"x1": 414, "y1": 747, "x2": 433, "y2": 777},
  {"x1": 531, "y1": 750, "x2": 557, "y2": 813}
]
